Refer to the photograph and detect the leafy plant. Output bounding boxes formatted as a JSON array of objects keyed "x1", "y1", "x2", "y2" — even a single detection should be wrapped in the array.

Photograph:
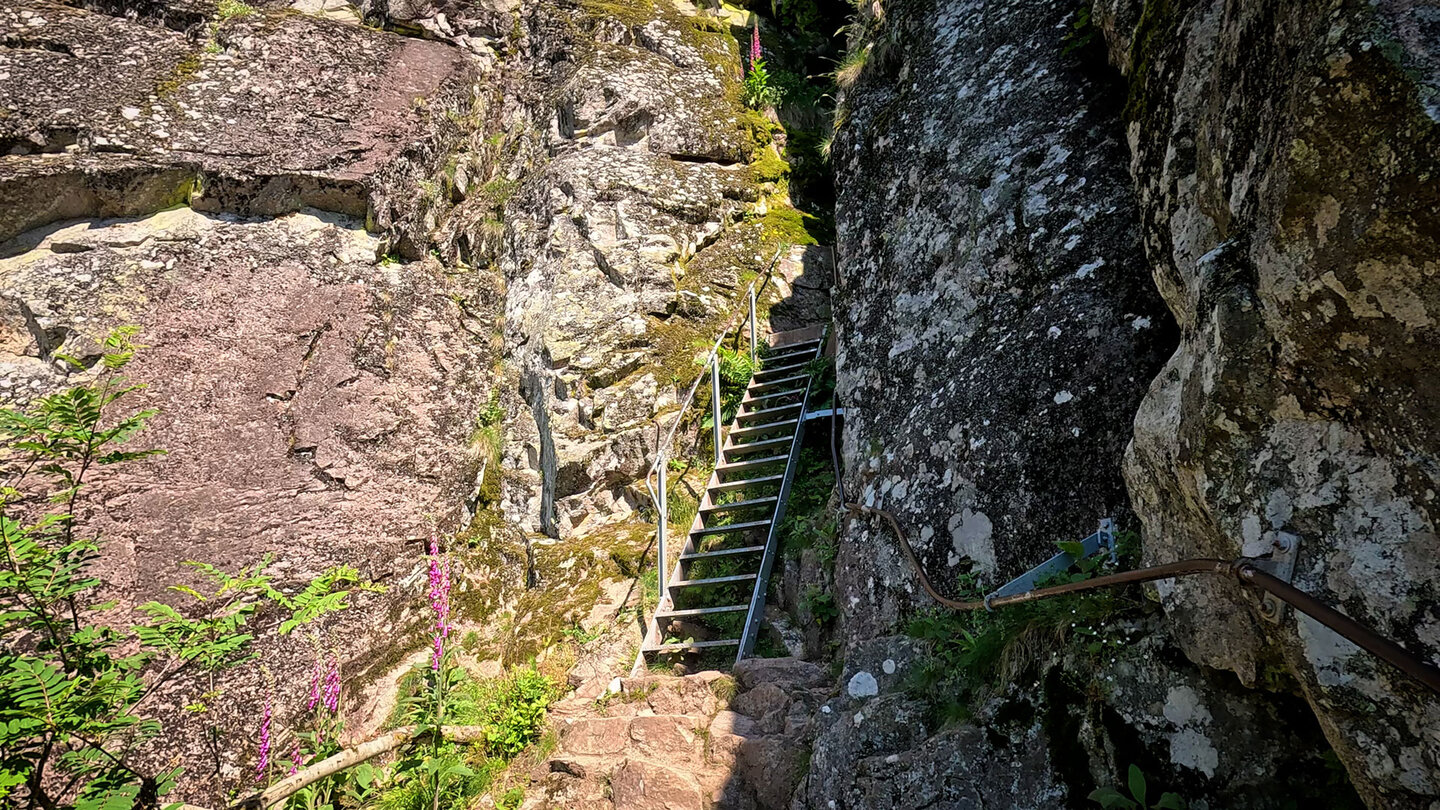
[
  {"x1": 745, "y1": 60, "x2": 786, "y2": 110},
  {"x1": 699, "y1": 345, "x2": 755, "y2": 433},
  {"x1": 1089, "y1": 765, "x2": 1187, "y2": 810},
  {"x1": 800, "y1": 586, "x2": 837, "y2": 626},
  {"x1": 778, "y1": 447, "x2": 838, "y2": 561},
  {"x1": 1061, "y1": 4, "x2": 1097, "y2": 55},
  {"x1": 215, "y1": 0, "x2": 255, "y2": 19}
]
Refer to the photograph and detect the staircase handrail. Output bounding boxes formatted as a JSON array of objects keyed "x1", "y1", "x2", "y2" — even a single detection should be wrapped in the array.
[{"x1": 644, "y1": 244, "x2": 786, "y2": 606}]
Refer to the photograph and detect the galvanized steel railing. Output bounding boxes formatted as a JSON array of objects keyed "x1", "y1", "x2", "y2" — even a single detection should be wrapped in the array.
[{"x1": 644, "y1": 245, "x2": 784, "y2": 610}]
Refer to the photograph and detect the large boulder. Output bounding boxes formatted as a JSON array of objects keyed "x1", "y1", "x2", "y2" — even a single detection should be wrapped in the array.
[
  {"x1": 495, "y1": 2, "x2": 781, "y2": 538},
  {"x1": 0, "y1": 0, "x2": 476, "y2": 248},
  {"x1": 1092, "y1": 0, "x2": 1440, "y2": 804}
]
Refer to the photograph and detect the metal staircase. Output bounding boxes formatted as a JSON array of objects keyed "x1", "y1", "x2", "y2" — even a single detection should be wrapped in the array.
[{"x1": 640, "y1": 330, "x2": 826, "y2": 665}]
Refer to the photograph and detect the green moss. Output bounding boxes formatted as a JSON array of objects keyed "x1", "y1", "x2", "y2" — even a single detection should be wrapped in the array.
[
  {"x1": 1123, "y1": 0, "x2": 1177, "y2": 122},
  {"x1": 759, "y1": 205, "x2": 822, "y2": 246},
  {"x1": 498, "y1": 521, "x2": 653, "y2": 666},
  {"x1": 155, "y1": 51, "x2": 204, "y2": 98},
  {"x1": 579, "y1": 0, "x2": 657, "y2": 27},
  {"x1": 742, "y1": 109, "x2": 778, "y2": 150},
  {"x1": 216, "y1": 0, "x2": 255, "y2": 19},
  {"x1": 750, "y1": 146, "x2": 791, "y2": 184}
]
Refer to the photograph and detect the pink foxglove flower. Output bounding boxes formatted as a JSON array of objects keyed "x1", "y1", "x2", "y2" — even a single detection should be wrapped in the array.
[
  {"x1": 750, "y1": 24, "x2": 762, "y2": 66},
  {"x1": 288, "y1": 740, "x2": 303, "y2": 776},
  {"x1": 322, "y1": 655, "x2": 341, "y2": 713},
  {"x1": 255, "y1": 694, "x2": 272, "y2": 782},
  {"x1": 427, "y1": 532, "x2": 453, "y2": 670},
  {"x1": 306, "y1": 659, "x2": 322, "y2": 712}
]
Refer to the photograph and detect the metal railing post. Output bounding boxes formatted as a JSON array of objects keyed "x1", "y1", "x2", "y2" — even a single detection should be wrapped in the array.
[
  {"x1": 749, "y1": 286, "x2": 757, "y2": 367},
  {"x1": 656, "y1": 460, "x2": 667, "y2": 599},
  {"x1": 711, "y1": 361, "x2": 723, "y2": 468}
]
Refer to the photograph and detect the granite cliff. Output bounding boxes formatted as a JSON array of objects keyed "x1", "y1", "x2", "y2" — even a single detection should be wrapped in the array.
[{"x1": 2, "y1": 0, "x2": 1438, "y2": 807}]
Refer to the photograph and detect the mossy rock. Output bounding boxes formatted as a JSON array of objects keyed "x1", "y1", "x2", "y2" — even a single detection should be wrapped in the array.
[
  {"x1": 759, "y1": 205, "x2": 823, "y2": 246},
  {"x1": 751, "y1": 145, "x2": 791, "y2": 184}
]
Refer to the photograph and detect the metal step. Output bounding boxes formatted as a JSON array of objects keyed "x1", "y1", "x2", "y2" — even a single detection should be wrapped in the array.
[
  {"x1": 707, "y1": 474, "x2": 784, "y2": 493},
  {"x1": 748, "y1": 374, "x2": 809, "y2": 395},
  {"x1": 653, "y1": 604, "x2": 749, "y2": 619},
  {"x1": 753, "y1": 360, "x2": 810, "y2": 380},
  {"x1": 692, "y1": 518, "x2": 772, "y2": 537},
  {"x1": 762, "y1": 338, "x2": 822, "y2": 357},
  {"x1": 700, "y1": 496, "x2": 778, "y2": 514},
  {"x1": 669, "y1": 572, "x2": 759, "y2": 588},
  {"x1": 723, "y1": 436, "x2": 793, "y2": 459},
  {"x1": 715, "y1": 455, "x2": 790, "y2": 475},
  {"x1": 644, "y1": 638, "x2": 741, "y2": 653},
  {"x1": 735, "y1": 402, "x2": 804, "y2": 424},
  {"x1": 679, "y1": 544, "x2": 765, "y2": 561},
  {"x1": 741, "y1": 388, "x2": 806, "y2": 407},
  {"x1": 728, "y1": 419, "x2": 799, "y2": 440}
]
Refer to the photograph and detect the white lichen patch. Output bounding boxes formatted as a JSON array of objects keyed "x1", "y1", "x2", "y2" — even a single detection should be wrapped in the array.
[
  {"x1": 847, "y1": 671, "x2": 880, "y2": 699},
  {"x1": 947, "y1": 509, "x2": 995, "y2": 572}
]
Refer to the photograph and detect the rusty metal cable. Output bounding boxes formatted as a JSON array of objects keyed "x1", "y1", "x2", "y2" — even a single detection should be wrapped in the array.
[{"x1": 844, "y1": 503, "x2": 1440, "y2": 695}]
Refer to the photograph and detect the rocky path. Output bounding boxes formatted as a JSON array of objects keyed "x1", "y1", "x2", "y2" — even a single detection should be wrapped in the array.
[{"x1": 530, "y1": 658, "x2": 832, "y2": 810}]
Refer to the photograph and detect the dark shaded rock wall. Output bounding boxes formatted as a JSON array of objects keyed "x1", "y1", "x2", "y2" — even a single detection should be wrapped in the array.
[
  {"x1": 830, "y1": 0, "x2": 1173, "y2": 637},
  {"x1": 824, "y1": 0, "x2": 1440, "y2": 806}
]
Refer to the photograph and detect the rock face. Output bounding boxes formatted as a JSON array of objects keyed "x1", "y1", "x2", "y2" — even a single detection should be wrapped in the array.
[
  {"x1": 1090, "y1": 0, "x2": 1440, "y2": 804},
  {"x1": 0, "y1": 0, "x2": 503, "y2": 797},
  {"x1": 795, "y1": 630, "x2": 1358, "y2": 810},
  {"x1": 0, "y1": 0, "x2": 475, "y2": 248},
  {"x1": 829, "y1": 0, "x2": 1173, "y2": 643},
  {"x1": 1, "y1": 207, "x2": 496, "y2": 600},
  {"x1": 494, "y1": 3, "x2": 789, "y2": 538},
  {"x1": 2, "y1": 0, "x2": 800, "y2": 799},
  {"x1": 824, "y1": 0, "x2": 1440, "y2": 807}
]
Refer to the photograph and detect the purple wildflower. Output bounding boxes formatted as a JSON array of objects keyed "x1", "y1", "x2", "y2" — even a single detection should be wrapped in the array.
[
  {"x1": 322, "y1": 655, "x2": 341, "y2": 713},
  {"x1": 306, "y1": 659, "x2": 322, "y2": 712},
  {"x1": 255, "y1": 694, "x2": 272, "y2": 782},
  {"x1": 427, "y1": 533, "x2": 453, "y2": 671},
  {"x1": 288, "y1": 740, "x2": 303, "y2": 776},
  {"x1": 750, "y1": 24, "x2": 762, "y2": 67}
]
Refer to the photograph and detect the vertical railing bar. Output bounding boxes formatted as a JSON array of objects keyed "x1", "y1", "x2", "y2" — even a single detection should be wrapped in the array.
[
  {"x1": 656, "y1": 459, "x2": 667, "y2": 614},
  {"x1": 711, "y1": 361, "x2": 723, "y2": 469},
  {"x1": 749, "y1": 286, "x2": 757, "y2": 368}
]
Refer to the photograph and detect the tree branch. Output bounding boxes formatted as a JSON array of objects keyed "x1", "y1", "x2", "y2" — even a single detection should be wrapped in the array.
[{"x1": 227, "y1": 725, "x2": 491, "y2": 810}]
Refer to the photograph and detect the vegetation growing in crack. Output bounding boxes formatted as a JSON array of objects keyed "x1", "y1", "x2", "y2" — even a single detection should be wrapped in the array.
[{"x1": 904, "y1": 541, "x2": 1145, "y2": 726}]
